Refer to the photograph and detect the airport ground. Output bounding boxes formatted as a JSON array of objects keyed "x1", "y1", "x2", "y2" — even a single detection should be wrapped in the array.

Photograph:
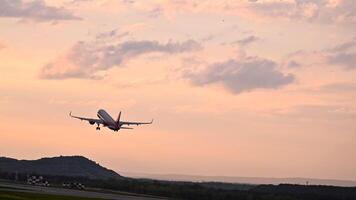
[
  {"x1": 0, "y1": 180, "x2": 167, "y2": 200},
  {"x1": 2, "y1": 176, "x2": 356, "y2": 200}
]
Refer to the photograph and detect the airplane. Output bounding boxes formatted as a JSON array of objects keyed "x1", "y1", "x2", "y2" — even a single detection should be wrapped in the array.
[{"x1": 69, "y1": 109, "x2": 153, "y2": 131}]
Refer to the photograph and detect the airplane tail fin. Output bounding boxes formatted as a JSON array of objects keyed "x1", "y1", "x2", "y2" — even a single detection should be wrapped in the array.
[{"x1": 116, "y1": 111, "x2": 121, "y2": 124}]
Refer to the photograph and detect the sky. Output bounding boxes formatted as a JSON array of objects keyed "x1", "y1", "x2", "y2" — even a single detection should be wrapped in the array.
[{"x1": 0, "y1": 0, "x2": 356, "y2": 181}]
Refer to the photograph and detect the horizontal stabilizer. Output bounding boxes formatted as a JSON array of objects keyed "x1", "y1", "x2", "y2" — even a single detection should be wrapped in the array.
[{"x1": 120, "y1": 127, "x2": 133, "y2": 129}]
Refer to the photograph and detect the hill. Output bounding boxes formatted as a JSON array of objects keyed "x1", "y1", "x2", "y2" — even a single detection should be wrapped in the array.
[{"x1": 0, "y1": 156, "x2": 121, "y2": 180}]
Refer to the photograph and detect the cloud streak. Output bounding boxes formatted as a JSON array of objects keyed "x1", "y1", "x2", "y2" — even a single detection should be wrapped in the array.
[
  {"x1": 184, "y1": 56, "x2": 295, "y2": 94},
  {"x1": 236, "y1": 0, "x2": 356, "y2": 26},
  {"x1": 121, "y1": 0, "x2": 356, "y2": 26},
  {"x1": 328, "y1": 53, "x2": 356, "y2": 69},
  {"x1": 0, "y1": 0, "x2": 81, "y2": 22},
  {"x1": 40, "y1": 38, "x2": 201, "y2": 79},
  {"x1": 233, "y1": 35, "x2": 259, "y2": 46},
  {"x1": 283, "y1": 37, "x2": 356, "y2": 70},
  {"x1": 325, "y1": 38, "x2": 356, "y2": 69},
  {"x1": 327, "y1": 37, "x2": 356, "y2": 53}
]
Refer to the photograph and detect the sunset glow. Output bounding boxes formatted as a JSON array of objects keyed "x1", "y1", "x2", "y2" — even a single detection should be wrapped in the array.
[{"x1": 1, "y1": 0, "x2": 356, "y2": 181}]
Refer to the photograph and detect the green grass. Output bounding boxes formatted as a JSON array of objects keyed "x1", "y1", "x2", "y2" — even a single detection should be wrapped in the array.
[{"x1": 0, "y1": 190, "x2": 107, "y2": 200}]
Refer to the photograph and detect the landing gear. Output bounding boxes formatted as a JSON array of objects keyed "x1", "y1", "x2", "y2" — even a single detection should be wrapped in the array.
[{"x1": 96, "y1": 127, "x2": 100, "y2": 130}]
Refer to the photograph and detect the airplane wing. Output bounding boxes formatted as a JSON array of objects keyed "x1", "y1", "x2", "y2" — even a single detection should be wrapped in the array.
[
  {"x1": 69, "y1": 112, "x2": 103, "y2": 124},
  {"x1": 120, "y1": 119, "x2": 153, "y2": 126}
]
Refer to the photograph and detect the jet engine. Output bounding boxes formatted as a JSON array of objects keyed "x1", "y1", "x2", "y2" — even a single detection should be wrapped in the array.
[{"x1": 89, "y1": 121, "x2": 95, "y2": 125}]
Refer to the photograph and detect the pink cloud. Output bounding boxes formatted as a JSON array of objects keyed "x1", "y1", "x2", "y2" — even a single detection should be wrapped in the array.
[
  {"x1": 39, "y1": 32, "x2": 201, "y2": 79},
  {"x1": 0, "y1": 0, "x2": 81, "y2": 22},
  {"x1": 120, "y1": 0, "x2": 356, "y2": 26}
]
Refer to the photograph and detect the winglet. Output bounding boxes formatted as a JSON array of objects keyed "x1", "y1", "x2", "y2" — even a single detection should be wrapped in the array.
[
  {"x1": 69, "y1": 111, "x2": 72, "y2": 117},
  {"x1": 150, "y1": 119, "x2": 154, "y2": 124}
]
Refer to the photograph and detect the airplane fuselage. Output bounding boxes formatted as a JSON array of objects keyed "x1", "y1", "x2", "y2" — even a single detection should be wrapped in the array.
[{"x1": 97, "y1": 109, "x2": 120, "y2": 131}]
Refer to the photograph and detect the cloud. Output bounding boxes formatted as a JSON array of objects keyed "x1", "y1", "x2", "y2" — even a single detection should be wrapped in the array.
[
  {"x1": 94, "y1": 29, "x2": 130, "y2": 41},
  {"x1": 287, "y1": 60, "x2": 301, "y2": 68},
  {"x1": 233, "y1": 35, "x2": 259, "y2": 46},
  {"x1": 244, "y1": 0, "x2": 356, "y2": 25},
  {"x1": 120, "y1": 1, "x2": 356, "y2": 26},
  {"x1": 248, "y1": 0, "x2": 319, "y2": 20},
  {"x1": 184, "y1": 56, "x2": 295, "y2": 94},
  {"x1": 328, "y1": 52, "x2": 356, "y2": 69},
  {"x1": 327, "y1": 37, "x2": 356, "y2": 53},
  {"x1": 283, "y1": 38, "x2": 356, "y2": 70},
  {"x1": 95, "y1": 29, "x2": 118, "y2": 40},
  {"x1": 0, "y1": 0, "x2": 81, "y2": 22},
  {"x1": 322, "y1": 37, "x2": 356, "y2": 69},
  {"x1": 325, "y1": 38, "x2": 356, "y2": 69},
  {"x1": 40, "y1": 38, "x2": 201, "y2": 79}
]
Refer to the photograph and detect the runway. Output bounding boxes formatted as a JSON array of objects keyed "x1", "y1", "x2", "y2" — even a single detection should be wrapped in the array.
[{"x1": 0, "y1": 181, "x2": 167, "y2": 200}]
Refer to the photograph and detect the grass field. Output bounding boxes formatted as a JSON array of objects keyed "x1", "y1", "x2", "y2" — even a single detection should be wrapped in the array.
[{"x1": 0, "y1": 190, "x2": 106, "y2": 200}]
